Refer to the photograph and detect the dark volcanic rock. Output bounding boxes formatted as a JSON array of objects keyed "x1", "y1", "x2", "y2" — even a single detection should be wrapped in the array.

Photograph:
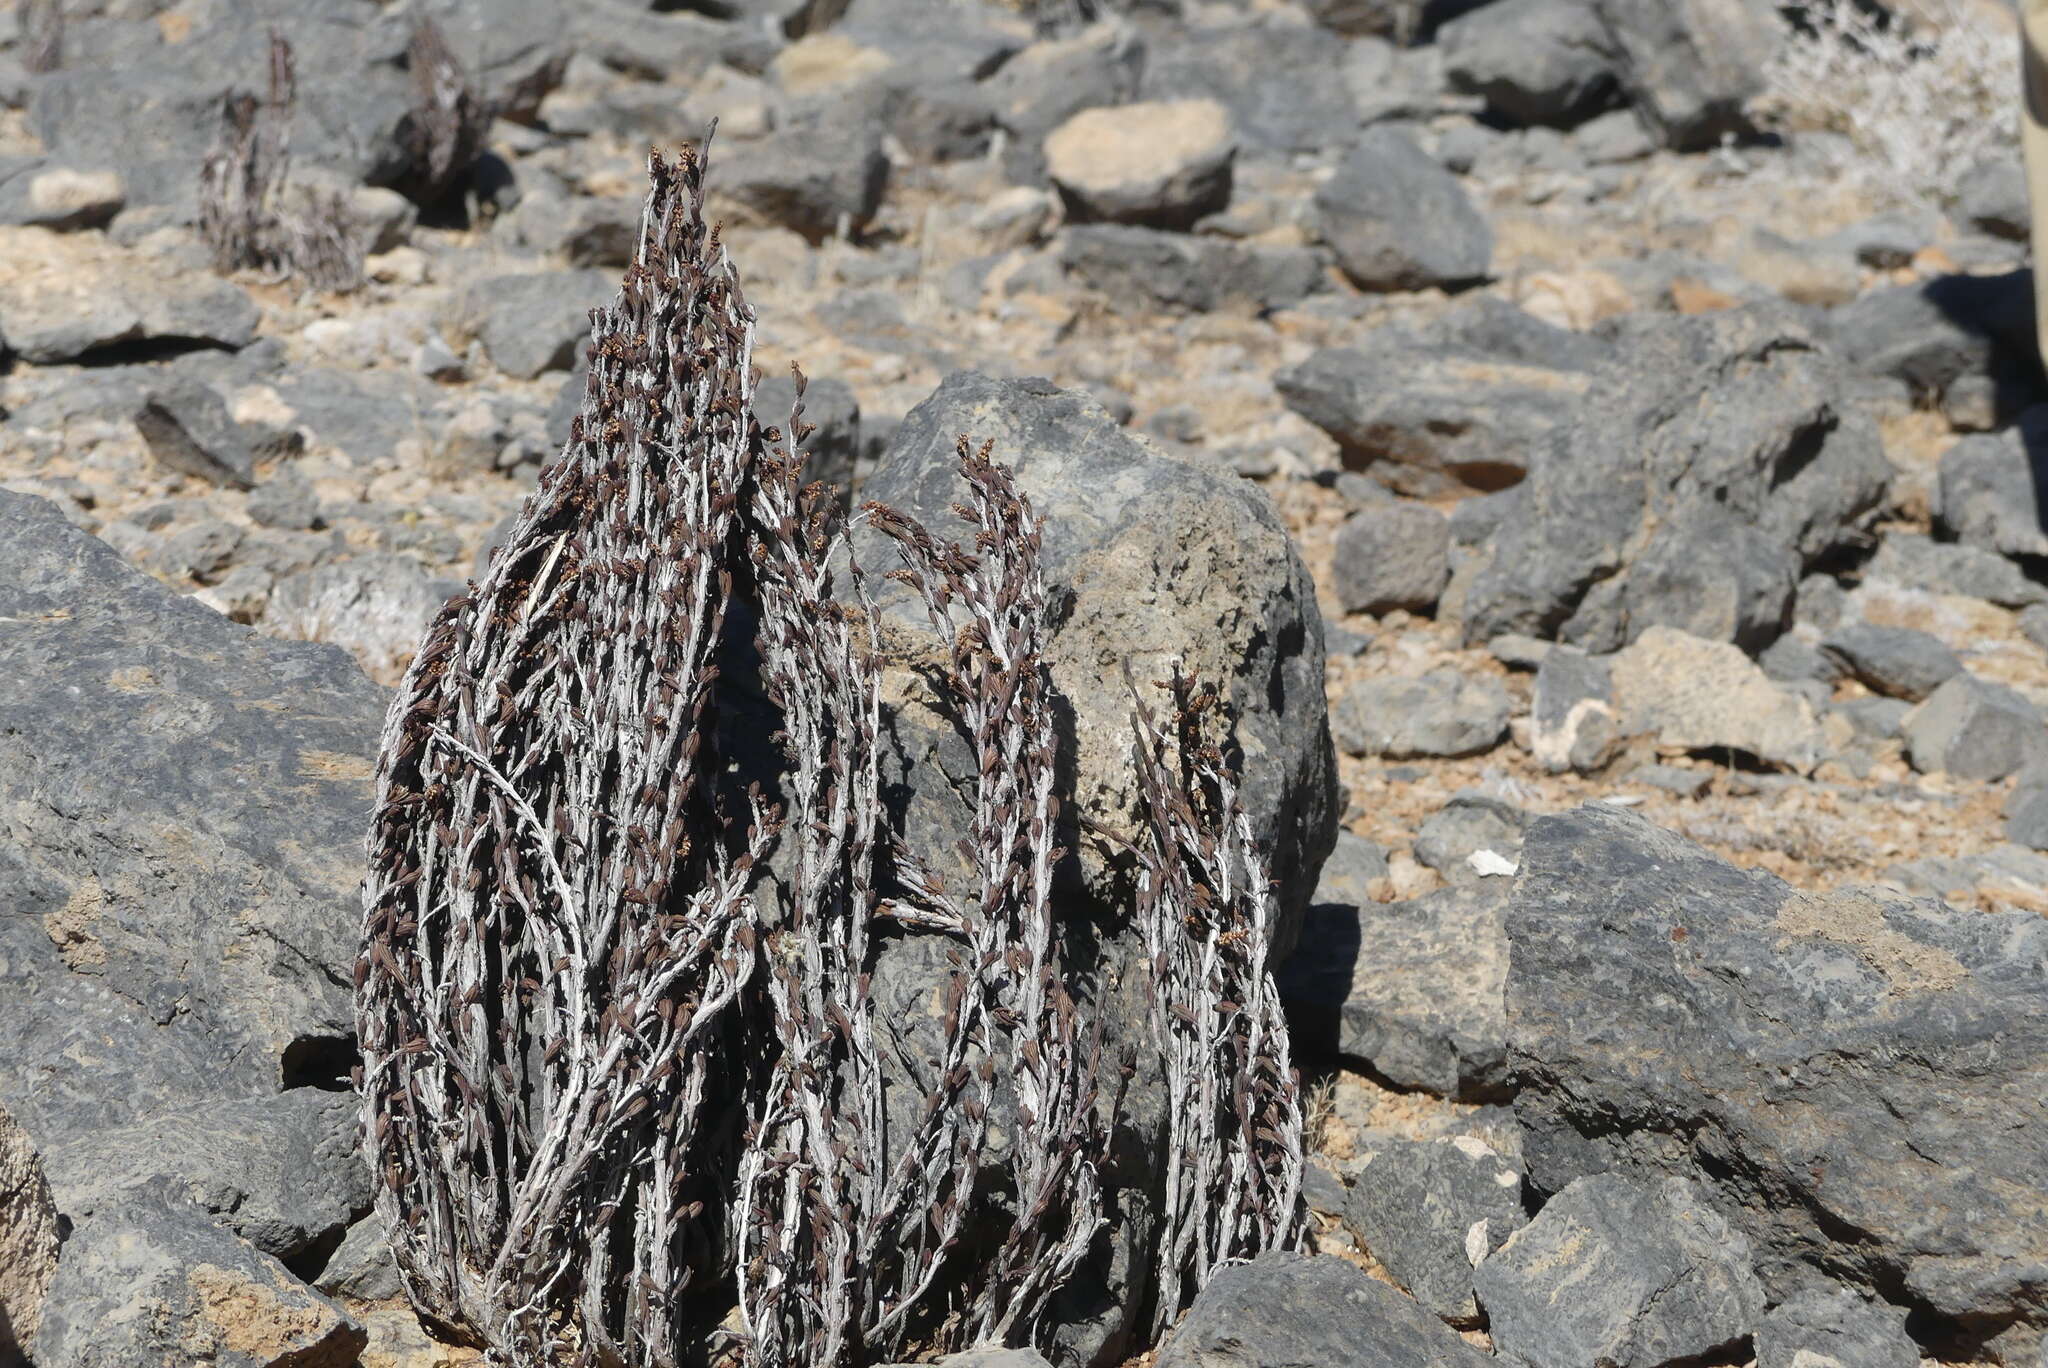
[
  {"x1": 1279, "y1": 881, "x2": 1509, "y2": 1099},
  {"x1": 1936, "y1": 409, "x2": 2048, "y2": 560},
  {"x1": 1139, "y1": 20, "x2": 1359, "y2": 154},
  {"x1": 1755, "y1": 1287, "x2": 1918, "y2": 1368},
  {"x1": 1276, "y1": 339, "x2": 1589, "y2": 497},
  {"x1": 1345, "y1": 1136, "x2": 1527, "y2": 1324},
  {"x1": 1156, "y1": 1251, "x2": 1492, "y2": 1368},
  {"x1": 1312, "y1": 128, "x2": 1493, "y2": 292},
  {"x1": 1457, "y1": 308, "x2": 1887, "y2": 650},
  {"x1": 1440, "y1": 0, "x2": 1620, "y2": 128},
  {"x1": 855, "y1": 372, "x2": 1337, "y2": 945},
  {"x1": 1474, "y1": 1173, "x2": 1765, "y2": 1368},
  {"x1": 1061, "y1": 225, "x2": 1326, "y2": 317},
  {"x1": 1820, "y1": 622, "x2": 1963, "y2": 702},
  {"x1": 0, "y1": 491, "x2": 384, "y2": 1238},
  {"x1": 1329, "y1": 502, "x2": 1452, "y2": 614},
  {"x1": 1507, "y1": 804, "x2": 2048, "y2": 1349},
  {"x1": 33, "y1": 1189, "x2": 365, "y2": 1368},
  {"x1": 1592, "y1": 0, "x2": 1775, "y2": 150}
]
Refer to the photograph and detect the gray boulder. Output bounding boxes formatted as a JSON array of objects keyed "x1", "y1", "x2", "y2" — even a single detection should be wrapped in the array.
[
  {"x1": 133, "y1": 378, "x2": 267, "y2": 491},
  {"x1": 0, "y1": 489, "x2": 384, "y2": 1351},
  {"x1": 1276, "y1": 339, "x2": 1590, "y2": 497},
  {"x1": 1621, "y1": 511, "x2": 1796, "y2": 653},
  {"x1": 1044, "y1": 99, "x2": 1234, "y2": 230},
  {"x1": 1060, "y1": 225, "x2": 1326, "y2": 317},
  {"x1": 1474, "y1": 1173, "x2": 1765, "y2": 1368},
  {"x1": 1345, "y1": 1136, "x2": 1527, "y2": 1325},
  {"x1": 33, "y1": 1191, "x2": 365, "y2": 1368},
  {"x1": 855, "y1": 372, "x2": 1337, "y2": 943},
  {"x1": 1820, "y1": 622, "x2": 1962, "y2": 702},
  {"x1": 1440, "y1": 0, "x2": 1620, "y2": 128},
  {"x1": 1833, "y1": 273, "x2": 2034, "y2": 402},
  {"x1": 1312, "y1": 129, "x2": 1492, "y2": 293},
  {"x1": 1864, "y1": 531, "x2": 2047, "y2": 609},
  {"x1": 0, "y1": 235, "x2": 258, "y2": 364},
  {"x1": 1331, "y1": 670, "x2": 1509, "y2": 759},
  {"x1": 850, "y1": 373, "x2": 1337, "y2": 1365},
  {"x1": 1458, "y1": 308, "x2": 1887, "y2": 650},
  {"x1": 755, "y1": 371, "x2": 861, "y2": 508},
  {"x1": 36, "y1": 1089, "x2": 368, "y2": 1262},
  {"x1": 1959, "y1": 156, "x2": 2029, "y2": 242},
  {"x1": 1936, "y1": 411, "x2": 2048, "y2": 560},
  {"x1": 1156, "y1": 1251, "x2": 1491, "y2": 1368},
  {"x1": 1508, "y1": 804, "x2": 2048, "y2": 1348},
  {"x1": 1529, "y1": 645, "x2": 1620, "y2": 774},
  {"x1": 1592, "y1": 0, "x2": 1776, "y2": 150},
  {"x1": 718, "y1": 108, "x2": 889, "y2": 243},
  {"x1": 1413, "y1": 792, "x2": 1526, "y2": 884},
  {"x1": 1755, "y1": 1288, "x2": 1918, "y2": 1368},
  {"x1": 1901, "y1": 673, "x2": 2048, "y2": 781},
  {"x1": 1138, "y1": 21, "x2": 1360, "y2": 154},
  {"x1": 1279, "y1": 882, "x2": 1510, "y2": 1099},
  {"x1": 1329, "y1": 503, "x2": 1452, "y2": 615},
  {"x1": 459, "y1": 269, "x2": 610, "y2": 380}
]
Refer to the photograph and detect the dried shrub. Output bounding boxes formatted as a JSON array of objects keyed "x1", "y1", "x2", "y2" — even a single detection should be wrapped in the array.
[
  {"x1": 1749, "y1": 0, "x2": 2011, "y2": 210},
  {"x1": 198, "y1": 31, "x2": 365, "y2": 292},
  {"x1": 358, "y1": 136, "x2": 1301, "y2": 1368},
  {"x1": 402, "y1": 19, "x2": 489, "y2": 208}
]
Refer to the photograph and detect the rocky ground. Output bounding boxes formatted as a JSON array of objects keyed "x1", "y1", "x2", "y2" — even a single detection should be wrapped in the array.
[{"x1": 0, "y1": 0, "x2": 2044, "y2": 1365}]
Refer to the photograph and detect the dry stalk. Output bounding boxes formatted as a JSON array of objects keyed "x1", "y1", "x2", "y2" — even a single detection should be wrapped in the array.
[
  {"x1": 358, "y1": 142, "x2": 768, "y2": 1365},
  {"x1": 865, "y1": 441, "x2": 1107, "y2": 1358},
  {"x1": 198, "y1": 30, "x2": 365, "y2": 292},
  {"x1": 1128, "y1": 661, "x2": 1307, "y2": 1336}
]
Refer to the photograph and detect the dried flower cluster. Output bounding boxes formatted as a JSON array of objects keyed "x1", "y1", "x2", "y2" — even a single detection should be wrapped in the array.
[
  {"x1": 198, "y1": 31, "x2": 365, "y2": 293},
  {"x1": 358, "y1": 139, "x2": 1302, "y2": 1368}
]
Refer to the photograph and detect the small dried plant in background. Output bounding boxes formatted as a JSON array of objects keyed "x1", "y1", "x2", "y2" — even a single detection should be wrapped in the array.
[
  {"x1": 199, "y1": 30, "x2": 365, "y2": 292},
  {"x1": 359, "y1": 136, "x2": 1302, "y2": 1368},
  {"x1": 402, "y1": 19, "x2": 489, "y2": 209},
  {"x1": 1750, "y1": 0, "x2": 2013, "y2": 211}
]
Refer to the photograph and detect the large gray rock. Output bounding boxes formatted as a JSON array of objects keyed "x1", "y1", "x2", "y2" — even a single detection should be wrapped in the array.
[
  {"x1": 1864, "y1": 531, "x2": 2047, "y2": 609},
  {"x1": 717, "y1": 106, "x2": 889, "y2": 242},
  {"x1": 1276, "y1": 339, "x2": 1591, "y2": 497},
  {"x1": 0, "y1": 492, "x2": 383, "y2": 1248},
  {"x1": 1440, "y1": 0, "x2": 1620, "y2": 128},
  {"x1": 1936, "y1": 411, "x2": 2048, "y2": 560},
  {"x1": 1755, "y1": 1288, "x2": 1918, "y2": 1368},
  {"x1": 1060, "y1": 225, "x2": 1326, "y2": 317},
  {"x1": 1413, "y1": 792, "x2": 1526, "y2": 885},
  {"x1": 1345, "y1": 1136, "x2": 1527, "y2": 1325},
  {"x1": 1620, "y1": 511, "x2": 1796, "y2": 653},
  {"x1": 458, "y1": 269, "x2": 610, "y2": 380},
  {"x1": 1820, "y1": 622, "x2": 1962, "y2": 702},
  {"x1": 1156, "y1": 1251, "x2": 1491, "y2": 1368},
  {"x1": 1901, "y1": 673, "x2": 2048, "y2": 781},
  {"x1": 1312, "y1": 128, "x2": 1493, "y2": 292},
  {"x1": 1332, "y1": 670, "x2": 1509, "y2": 760},
  {"x1": 1329, "y1": 503, "x2": 1452, "y2": 615},
  {"x1": 1833, "y1": 273, "x2": 2034, "y2": 402},
  {"x1": 1044, "y1": 99, "x2": 1234, "y2": 230},
  {"x1": 32, "y1": 1191, "x2": 365, "y2": 1368},
  {"x1": 855, "y1": 372, "x2": 1337, "y2": 940},
  {"x1": 1508, "y1": 804, "x2": 2048, "y2": 1349},
  {"x1": 1278, "y1": 881, "x2": 1510, "y2": 1099},
  {"x1": 1474, "y1": 1173, "x2": 1765, "y2": 1368},
  {"x1": 133, "y1": 378, "x2": 268, "y2": 491},
  {"x1": 1457, "y1": 308, "x2": 1887, "y2": 651},
  {"x1": 0, "y1": 229, "x2": 258, "y2": 364},
  {"x1": 1592, "y1": 0, "x2": 1776, "y2": 150}
]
